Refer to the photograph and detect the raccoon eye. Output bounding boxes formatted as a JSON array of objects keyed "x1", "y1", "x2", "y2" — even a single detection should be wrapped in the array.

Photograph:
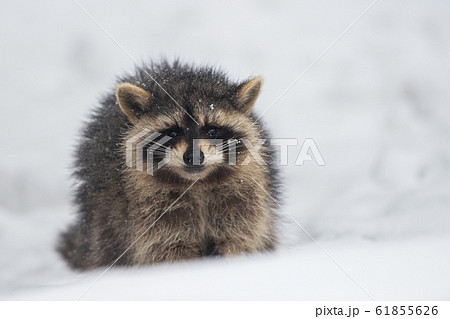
[
  {"x1": 207, "y1": 128, "x2": 218, "y2": 137},
  {"x1": 167, "y1": 131, "x2": 178, "y2": 138},
  {"x1": 161, "y1": 128, "x2": 180, "y2": 138},
  {"x1": 205, "y1": 126, "x2": 233, "y2": 139}
]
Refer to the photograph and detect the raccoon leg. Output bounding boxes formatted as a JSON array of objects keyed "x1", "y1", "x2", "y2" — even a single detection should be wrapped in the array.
[
  {"x1": 212, "y1": 238, "x2": 258, "y2": 257},
  {"x1": 165, "y1": 241, "x2": 203, "y2": 261},
  {"x1": 131, "y1": 240, "x2": 202, "y2": 264},
  {"x1": 208, "y1": 210, "x2": 275, "y2": 257},
  {"x1": 129, "y1": 204, "x2": 205, "y2": 264},
  {"x1": 214, "y1": 233, "x2": 276, "y2": 257}
]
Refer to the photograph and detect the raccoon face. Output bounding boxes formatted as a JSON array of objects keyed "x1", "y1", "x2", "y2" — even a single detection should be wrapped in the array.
[{"x1": 116, "y1": 76, "x2": 263, "y2": 183}]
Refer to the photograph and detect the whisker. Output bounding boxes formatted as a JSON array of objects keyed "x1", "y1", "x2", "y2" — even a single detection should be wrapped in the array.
[
  {"x1": 214, "y1": 139, "x2": 241, "y2": 151},
  {"x1": 149, "y1": 141, "x2": 171, "y2": 150}
]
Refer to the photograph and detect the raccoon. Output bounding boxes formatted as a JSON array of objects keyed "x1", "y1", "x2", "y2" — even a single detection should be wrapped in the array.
[{"x1": 58, "y1": 60, "x2": 280, "y2": 269}]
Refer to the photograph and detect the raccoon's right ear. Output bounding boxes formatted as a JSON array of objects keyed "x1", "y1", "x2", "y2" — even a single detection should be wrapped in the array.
[
  {"x1": 234, "y1": 76, "x2": 263, "y2": 116},
  {"x1": 115, "y1": 83, "x2": 152, "y2": 123}
]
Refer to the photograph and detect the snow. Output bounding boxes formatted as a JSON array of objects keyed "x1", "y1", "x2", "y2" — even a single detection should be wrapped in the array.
[
  {"x1": 8, "y1": 237, "x2": 450, "y2": 300},
  {"x1": 1, "y1": 0, "x2": 450, "y2": 300}
]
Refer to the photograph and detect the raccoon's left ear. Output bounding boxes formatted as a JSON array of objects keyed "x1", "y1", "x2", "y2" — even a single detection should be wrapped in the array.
[{"x1": 235, "y1": 76, "x2": 263, "y2": 116}]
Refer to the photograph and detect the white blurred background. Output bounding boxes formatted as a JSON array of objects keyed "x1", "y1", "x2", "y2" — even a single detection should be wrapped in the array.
[{"x1": 1, "y1": 0, "x2": 449, "y2": 300}]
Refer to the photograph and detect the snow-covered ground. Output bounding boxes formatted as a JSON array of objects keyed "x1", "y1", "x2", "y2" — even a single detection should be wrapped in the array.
[{"x1": 1, "y1": 0, "x2": 449, "y2": 300}]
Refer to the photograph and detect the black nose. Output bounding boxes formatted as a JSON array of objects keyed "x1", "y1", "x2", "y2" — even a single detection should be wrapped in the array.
[{"x1": 183, "y1": 148, "x2": 205, "y2": 166}]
